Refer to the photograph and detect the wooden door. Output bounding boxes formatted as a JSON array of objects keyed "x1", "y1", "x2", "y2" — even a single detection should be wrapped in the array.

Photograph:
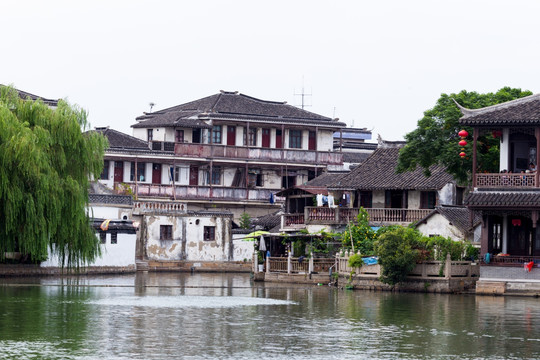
[
  {"x1": 227, "y1": 126, "x2": 236, "y2": 146},
  {"x1": 189, "y1": 166, "x2": 199, "y2": 186},
  {"x1": 276, "y1": 129, "x2": 283, "y2": 148},
  {"x1": 308, "y1": 131, "x2": 316, "y2": 150},
  {"x1": 114, "y1": 161, "x2": 124, "y2": 183},
  {"x1": 262, "y1": 128, "x2": 270, "y2": 148},
  {"x1": 192, "y1": 129, "x2": 201, "y2": 144},
  {"x1": 152, "y1": 163, "x2": 161, "y2": 184}
]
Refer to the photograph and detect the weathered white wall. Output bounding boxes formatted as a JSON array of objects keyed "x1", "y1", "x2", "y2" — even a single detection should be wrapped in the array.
[
  {"x1": 372, "y1": 190, "x2": 385, "y2": 208},
  {"x1": 318, "y1": 130, "x2": 334, "y2": 152},
  {"x1": 145, "y1": 215, "x2": 185, "y2": 260},
  {"x1": 41, "y1": 233, "x2": 136, "y2": 268},
  {"x1": 132, "y1": 128, "x2": 147, "y2": 141},
  {"x1": 416, "y1": 213, "x2": 465, "y2": 241},
  {"x1": 408, "y1": 191, "x2": 421, "y2": 209},
  {"x1": 232, "y1": 234, "x2": 255, "y2": 261},
  {"x1": 438, "y1": 183, "x2": 456, "y2": 205}
]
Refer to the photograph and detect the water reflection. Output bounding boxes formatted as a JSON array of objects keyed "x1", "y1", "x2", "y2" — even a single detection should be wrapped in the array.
[{"x1": 0, "y1": 273, "x2": 539, "y2": 359}]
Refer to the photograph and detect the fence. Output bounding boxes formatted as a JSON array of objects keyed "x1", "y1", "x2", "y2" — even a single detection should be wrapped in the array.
[{"x1": 336, "y1": 251, "x2": 479, "y2": 280}]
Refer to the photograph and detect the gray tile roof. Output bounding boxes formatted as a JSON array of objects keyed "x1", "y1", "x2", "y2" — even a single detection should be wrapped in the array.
[
  {"x1": 89, "y1": 194, "x2": 133, "y2": 205},
  {"x1": 331, "y1": 147, "x2": 455, "y2": 190},
  {"x1": 92, "y1": 128, "x2": 150, "y2": 149},
  {"x1": 465, "y1": 190, "x2": 540, "y2": 208},
  {"x1": 1, "y1": 84, "x2": 59, "y2": 107},
  {"x1": 251, "y1": 211, "x2": 281, "y2": 231},
  {"x1": 459, "y1": 93, "x2": 540, "y2": 126},
  {"x1": 305, "y1": 172, "x2": 348, "y2": 187},
  {"x1": 342, "y1": 152, "x2": 372, "y2": 164},
  {"x1": 417, "y1": 206, "x2": 480, "y2": 233},
  {"x1": 92, "y1": 218, "x2": 137, "y2": 233},
  {"x1": 132, "y1": 91, "x2": 346, "y2": 129}
]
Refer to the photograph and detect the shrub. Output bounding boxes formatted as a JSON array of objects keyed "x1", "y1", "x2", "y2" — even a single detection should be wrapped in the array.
[
  {"x1": 239, "y1": 212, "x2": 251, "y2": 229},
  {"x1": 376, "y1": 226, "x2": 423, "y2": 285},
  {"x1": 341, "y1": 208, "x2": 377, "y2": 255},
  {"x1": 348, "y1": 254, "x2": 364, "y2": 268}
]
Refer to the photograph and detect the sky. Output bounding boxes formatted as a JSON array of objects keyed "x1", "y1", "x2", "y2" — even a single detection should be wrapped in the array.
[{"x1": 2, "y1": 0, "x2": 540, "y2": 141}]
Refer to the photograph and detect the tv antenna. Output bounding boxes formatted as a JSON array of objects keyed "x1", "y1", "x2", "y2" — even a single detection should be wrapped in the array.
[
  {"x1": 294, "y1": 77, "x2": 312, "y2": 110},
  {"x1": 149, "y1": 102, "x2": 155, "y2": 112}
]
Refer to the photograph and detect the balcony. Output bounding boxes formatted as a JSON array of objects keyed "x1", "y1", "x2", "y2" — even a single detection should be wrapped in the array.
[
  {"x1": 174, "y1": 143, "x2": 343, "y2": 165},
  {"x1": 126, "y1": 183, "x2": 284, "y2": 203},
  {"x1": 282, "y1": 207, "x2": 433, "y2": 227},
  {"x1": 475, "y1": 173, "x2": 538, "y2": 188}
]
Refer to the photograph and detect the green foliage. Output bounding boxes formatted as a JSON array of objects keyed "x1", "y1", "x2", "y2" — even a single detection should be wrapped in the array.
[
  {"x1": 340, "y1": 208, "x2": 377, "y2": 255},
  {"x1": 0, "y1": 86, "x2": 108, "y2": 267},
  {"x1": 465, "y1": 244, "x2": 479, "y2": 261},
  {"x1": 239, "y1": 212, "x2": 251, "y2": 229},
  {"x1": 294, "y1": 228, "x2": 338, "y2": 256},
  {"x1": 397, "y1": 87, "x2": 532, "y2": 184},
  {"x1": 422, "y1": 236, "x2": 467, "y2": 261},
  {"x1": 375, "y1": 227, "x2": 424, "y2": 285},
  {"x1": 348, "y1": 253, "x2": 364, "y2": 268}
]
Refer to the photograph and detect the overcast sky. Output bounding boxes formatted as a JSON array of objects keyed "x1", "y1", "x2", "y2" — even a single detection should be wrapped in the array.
[{"x1": 2, "y1": 0, "x2": 540, "y2": 141}]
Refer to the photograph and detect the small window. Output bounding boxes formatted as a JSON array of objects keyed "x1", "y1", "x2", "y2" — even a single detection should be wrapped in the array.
[
  {"x1": 256, "y1": 173, "x2": 264, "y2": 187},
  {"x1": 100, "y1": 232, "x2": 106, "y2": 244},
  {"x1": 243, "y1": 127, "x2": 257, "y2": 146},
  {"x1": 289, "y1": 130, "x2": 302, "y2": 149},
  {"x1": 212, "y1": 125, "x2": 222, "y2": 144},
  {"x1": 420, "y1": 191, "x2": 437, "y2": 209},
  {"x1": 175, "y1": 130, "x2": 184, "y2": 143},
  {"x1": 147, "y1": 129, "x2": 153, "y2": 142},
  {"x1": 100, "y1": 160, "x2": 109, "y2": 180},
  {"x1": 110, "y1": 232, "x2": 117, "y2": 244},
  {"x1": 205, "y1": 167, "x2": 221, "y2": 185},
  {"x1": 204, "y1": 226, "x2": 215, "y2": 241},
  {"x1": 160, "y1": 225, "x2": 173, "y2": 240},
  {"x1": 130, "y1": 162, "x2": 146, "y2": 181}
]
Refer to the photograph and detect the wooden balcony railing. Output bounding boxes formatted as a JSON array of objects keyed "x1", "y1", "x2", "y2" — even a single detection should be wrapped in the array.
[
  {"x1": 174, "y1": 142, "x2": 343, "y2": 165},
  {"x1": 125, "y1": 183, "x2": 283, "y2": 203},
  {"x1": 302, "y1": 207, "x2": 432, "y2": 225},
  {"x1": 283, "y1": 213, "x2": 305, "y2": 227},
  {"x1": 475, "y1": 173, "x2": 537, "y2": 188}
]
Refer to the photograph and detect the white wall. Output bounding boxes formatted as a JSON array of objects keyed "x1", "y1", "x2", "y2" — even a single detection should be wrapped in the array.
[
  {"x1": 41, "y1": 232, "x2": 136, "y2": 268},
  {"x1": 145, "y1": 215, "x2": 185, "y2": 260},
  {"x1": 438, "y1": 183, "x2": 456, "y2": 205},
  {"x1": 318, "y1": 130, "x2": 334, "y2": 152},
  {"x1": 232, "y1": 234, "x2": 255, "y2": 261},
  {"x1": 416, "y1": 213, "x2": 465, "y2": 241},
  {"x1": 408, "y1": 191, "x2": 421, "y2": 209}
]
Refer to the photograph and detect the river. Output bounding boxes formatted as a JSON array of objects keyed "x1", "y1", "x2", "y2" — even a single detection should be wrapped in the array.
[{"x1": 0, "y1": 272, "x2": 539, "y2": 359}]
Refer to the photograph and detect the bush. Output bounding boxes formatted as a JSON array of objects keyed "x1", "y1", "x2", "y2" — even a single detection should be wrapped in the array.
[
  {"x1": 239, "y1": 212, "x2": 251, "y2": 229},
  {"x1": 348, "y1": 254, "x2": 364, "y2": 268},
  {"x1": 341, "y1": 208, "x2": 377, "y2": 255},
  {"x1": 376, "y1": 226, "x2": 424, "y2": 285}
]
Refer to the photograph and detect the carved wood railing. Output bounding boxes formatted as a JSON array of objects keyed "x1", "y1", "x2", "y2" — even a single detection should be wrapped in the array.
[{"x1": 476, "y1": 173, "x2": 537, "y2": 188}]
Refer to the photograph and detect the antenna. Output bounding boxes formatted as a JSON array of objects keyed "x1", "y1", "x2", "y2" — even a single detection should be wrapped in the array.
[
  {"x1": 149, "y1": 102, "x2": 155, "y2": 112},
  {"x1": 294, "y1": 76, "x2": 312, "y2": 109}
]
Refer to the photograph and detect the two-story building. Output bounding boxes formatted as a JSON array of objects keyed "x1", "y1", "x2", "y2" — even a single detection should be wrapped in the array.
[{"x1": 458, "y1": 94, "x2": 540, "y2": 293}]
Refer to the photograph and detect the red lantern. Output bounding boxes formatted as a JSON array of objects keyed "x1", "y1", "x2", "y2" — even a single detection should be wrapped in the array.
[
  {"x1": 459, "y1": 152, "x2": 466, "y2": 158},
  {"x1": 459, "y1": 140, "x2": 467, "y2": 147},
  {"x1": 458, "y1": 130, "x2": 469, "y2": 138}
]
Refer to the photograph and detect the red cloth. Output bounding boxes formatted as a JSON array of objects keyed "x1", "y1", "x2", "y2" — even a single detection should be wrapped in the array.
[{"x1": 525, "y1": 261, "x2": 534, "y2": 272}]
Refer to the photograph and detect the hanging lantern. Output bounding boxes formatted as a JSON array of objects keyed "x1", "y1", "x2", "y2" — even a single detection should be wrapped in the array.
[
  {"x1": 459, "y1": 139, "x2": 467, "y2": 147},
  {"x1": 459, "y1": 152, "x2": 466, "y2": 158},
  {"x1": 458, "y1": 129, "x2": 469, "y2": 138}
]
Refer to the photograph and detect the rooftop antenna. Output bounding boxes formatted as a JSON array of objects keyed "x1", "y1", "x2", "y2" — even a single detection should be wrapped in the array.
[
  {"x1": 294, "y1": 76, "x2": 312, "y2": 110},
  {"x1": 149, "y1": 102, "x2": 155, "y2": 113}
]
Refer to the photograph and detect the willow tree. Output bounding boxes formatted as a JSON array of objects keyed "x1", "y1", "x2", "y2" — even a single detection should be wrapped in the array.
[{"x1": 0, "y1": 86, "x2": 108, "y2": 267}]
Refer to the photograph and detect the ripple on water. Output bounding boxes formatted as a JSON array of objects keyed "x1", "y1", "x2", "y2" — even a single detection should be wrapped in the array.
[{"x1": 87, "y1": 295, "x2": 296, "y2": 308}]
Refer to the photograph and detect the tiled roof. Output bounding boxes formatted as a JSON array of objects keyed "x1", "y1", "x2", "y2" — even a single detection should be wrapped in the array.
[
  {"x1": 132, "y1": 91, "x2": 346, "y2": 129},
  {"x1": 459, "y1": 93, "x2": 540, "y2": 126},
  {"x1": 342, "y1": 152, "x2": 372, "y2": 164},
  {"x1": 465, "y1": 190, "x2": 540, "y2": 208},
  {"x1": 306, "y1": 172, "x2": 348, "y2": 187},
  {"x1": 1, "y1": 84, "x2": 59, "y2": 107},
  {"x1": 92, "y1": 128, "x2": 149, "y2": 149},
  {"x1": 89, "y1": 194, "x2": 133, "y2": 205},
  {"x1": 251, "y1": 211, "x2": 281, "y2": 231},
  {"x1": 332, "y1": 147, "x2": 455, "y2": 190},
  {"x1": 417, "y1": 206, "x2": 480, "y2": 233},
  {"x1": 132, "y1": 110, "x2": 212, "y2": 129}
]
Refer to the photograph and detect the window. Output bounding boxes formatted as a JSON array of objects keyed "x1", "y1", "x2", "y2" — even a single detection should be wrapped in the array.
[
  {"x1": 160, "y1": 225, "x2": 173, "y2": 240},
  {"x1": 175, "y1": 130, "x2": 184, "y2": 143},
  {"x1": 212, "y1": 125, "x2": 222, "y2": 144},
  {"x1": 420, "y1": 191, "x2": 437, "y2": 209},
  {"x1": 110, "y1": 232, "x2": 117, "y2": 244},
  {"x1": 243, "y1": 127, "x2": 257, "y2": 146},
  {"x1": 174, "y1": 166, "x2": 181, "y2": 182},
  {"x1": 100, "y1": 160, "x2": 109, "y2": 180},
  {"x1": 147, "y1": 129, "x2": 153, "y2": 142},
  {"x1": 206, "y1": 167, "x2": 221, "y2": 185},
  {"x1": 130, "y1": 162, "x2": 146, "y2": 181},
  {"x1": 289, "y1": 130, "x2": 302, "y2": 149},
  {"x1": 100, "y1": 232, "x2": 106, "y2": 244},
  {"x1": 204, "y1": 226, "x2": 215, "y2": 241}
]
